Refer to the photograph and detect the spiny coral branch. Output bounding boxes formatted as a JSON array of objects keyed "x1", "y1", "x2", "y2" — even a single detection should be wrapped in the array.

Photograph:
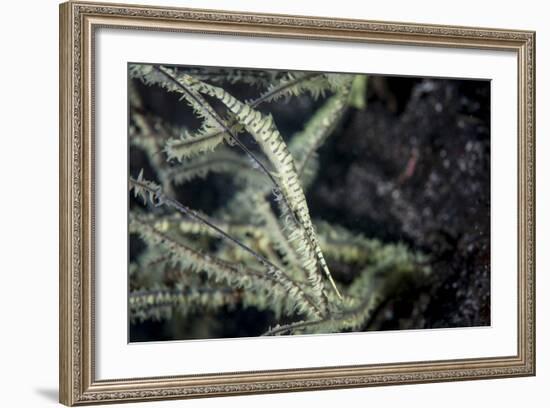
[
  {"x1": 263, "y1": 294, "x2": 380, "y2": 336},
  {"x1": 129, "y1": 176, "x2": 325, "y2": 318},
  {"x1": 171, "y1": 69, "x2": 343, "y2": 302}
]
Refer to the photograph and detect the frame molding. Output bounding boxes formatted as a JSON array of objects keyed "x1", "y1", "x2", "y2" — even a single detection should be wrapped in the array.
[{"x1": 59, "y1": 1, "x2": 535, "y2": 405}]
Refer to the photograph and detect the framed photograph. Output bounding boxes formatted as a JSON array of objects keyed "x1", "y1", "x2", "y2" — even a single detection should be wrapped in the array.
[{"x1": 59, "y1": 1, "x2": 536, "y2": 405}]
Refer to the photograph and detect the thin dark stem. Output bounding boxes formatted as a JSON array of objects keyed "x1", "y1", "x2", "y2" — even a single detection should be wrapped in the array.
[
  {"x1": 263, "y1": 319, "x2": 326, "y2": 336},
  {"x1": 135, "y1": 215, "x2": 278, "y2": 283},
  {"x1": 263, "y1": 293, "x2": 380, "y2": 336},
  {"x1": 131, "y1": 177, "x2": 271, "y2": 267}
]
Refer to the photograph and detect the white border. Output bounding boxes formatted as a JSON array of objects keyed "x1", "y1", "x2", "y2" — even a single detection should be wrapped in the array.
[{"x1": 96, "y1": 28, "x2": 518, "y2": 380}]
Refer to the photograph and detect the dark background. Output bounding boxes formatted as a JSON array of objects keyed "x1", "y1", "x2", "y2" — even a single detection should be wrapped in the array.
[{"x1": 129, "y1": 69, "x2": 490, "y2": 341}]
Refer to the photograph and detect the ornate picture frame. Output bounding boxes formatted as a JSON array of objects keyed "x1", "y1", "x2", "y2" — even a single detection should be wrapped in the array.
[{"x1": 59, "y1": 1, "x2": 535, "y2": 405}]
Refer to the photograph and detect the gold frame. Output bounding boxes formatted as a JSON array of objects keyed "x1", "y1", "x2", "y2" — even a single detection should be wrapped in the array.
[{"x1": 59, "y1": 1, "x2": 536, "y2": 405}]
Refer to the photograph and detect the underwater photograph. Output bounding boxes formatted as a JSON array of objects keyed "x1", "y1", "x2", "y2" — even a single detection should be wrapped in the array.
[{"x1": 127, "y1": 63, "x2": 490, "y2": 342}]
